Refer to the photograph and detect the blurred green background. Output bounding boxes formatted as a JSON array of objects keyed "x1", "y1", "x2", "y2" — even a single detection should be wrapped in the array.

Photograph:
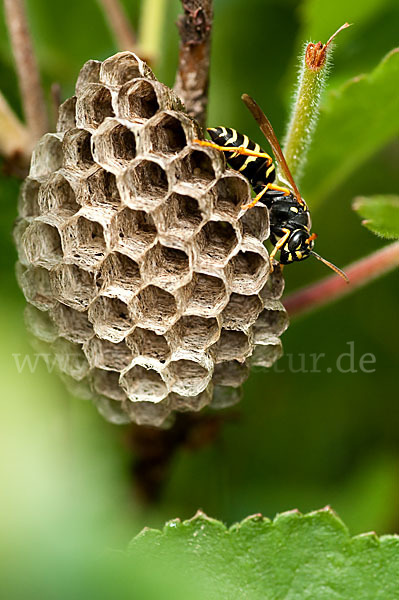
[{"x1": 0, "y1": 0, "x2": 398, "y2": 592}]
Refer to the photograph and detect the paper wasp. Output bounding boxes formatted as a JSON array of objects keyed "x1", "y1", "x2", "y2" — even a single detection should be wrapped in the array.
[{"x1": 193, "y1": 94, "x2": 348, "y2": 281}]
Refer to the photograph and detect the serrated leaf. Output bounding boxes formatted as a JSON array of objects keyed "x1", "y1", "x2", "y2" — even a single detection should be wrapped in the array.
[
  {"x1": 129, "y1": 509, "x2": 399, "y2": 600},
  {"x1": 302, "y1": 49, "x2": 399, "y2": 207},
  {"x1": 353, "y1": 195, "x2": 399, "y2": 239}
]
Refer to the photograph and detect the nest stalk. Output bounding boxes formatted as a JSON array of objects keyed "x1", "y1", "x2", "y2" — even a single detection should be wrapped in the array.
[{"x1": 174, "y1": 0, "x2": 213, "y2": 129}]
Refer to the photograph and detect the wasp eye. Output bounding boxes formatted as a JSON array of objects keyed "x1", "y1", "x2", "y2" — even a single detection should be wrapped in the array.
[{"x1": 288, "y1": 230, "x2": 308, "y2": 253}]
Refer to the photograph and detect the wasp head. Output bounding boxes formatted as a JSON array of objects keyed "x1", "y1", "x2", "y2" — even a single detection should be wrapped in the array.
[{"x1": 279, "y1": 229, "x2": 315, "y2": 264}]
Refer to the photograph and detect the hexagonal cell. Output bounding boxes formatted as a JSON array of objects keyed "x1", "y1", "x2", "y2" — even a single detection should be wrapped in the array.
[
  {"x1": 14, "y1": 219, "x2": 30, "y2": 265},
  {"x1": 170, "y1": 386, "x2": 212, "y2": 413},
  {"x1": 184, "y1": 272, "x2": 228, "y2": 317},
  {"x1": 212, "y1": 174, "x2": 250, "y2": 220},
  {"x1": 50, "y1": 264, "x2": 97, "y2": 311},
  {"x1": 18, "y1": 178, "x2": 41, "y2": 219},
  {"x1": 26, "y1": 335, "x2": 52, "y2": 361},
  {"x1": 91, "y1": 368, "x2": 126, "y2": 401},
  {"x1": 123, "y1": 398, "x2": 170, "y2": 427},
  {"x1": 60, "y1": 372, "x2": 95, "y2": 401},
  {"x1": 29, "y1": 133, "x2": 63, "y2": 178},
  {"x1": 240, "y1": 204, "x2": 269, "y2": 242},
  {"x1": 63, "y1": 128, "x2": 95, "y2": 171},
  {"x1": 100, "y1": 51, "x2": 154, "y2": 86},
  {"x1": 212, "y1": 329, "x2": 251, "y2": 363},
  {"x1": 260, "y1": 264, "x2": 285, "y2": 300},
  {"x1": 195, "y1": 221, "x2": 238, "y2": 267},
  {"x1": 38, "y1": 173, "x2": 80, "y2": 217},
  {"x1": 16, "y1": 264, "x2": 55, "y2": 311},
  {"x1": 52, "y1": 338, "x2": 90, "y2": 381},
  {"x1": 141, "y1": 243, "x2": 190, "y2": 292},
  {"x1": 147, "y1": 112, "x2": 187, "y2": 156},
  {"x1": 23, "y1": 221, "x2": 63, "y2": 269},
  {"x1": 250, "y1": 337, "x2": 283, "y2": 368},
  {"x1": 57, "y1": 96, "x2": 77, "y2": 132},
  {"x1": 166, "y1": 355, "x2": 212, "y2": 397},
  {"x1": 170, "y1": 315, "x2": 220, "y2": 351},
  {"x1": 113, "y1": 207, "x2": 157, "y2": 259},
  {"x1": 213, "y1": 360, "x2": 249, "y2": 388},
  {"x1": 94, "y1": 395, "x2": 131, "y2": 425},
  {"x1": 120, "y1": 160, "x2": 168, "y2": 210},
  {"x1": 91, "y1": 120, "x2": 137, "y2": 173},
  {"x1": 120, "y1": 364, "x2": 168, "y2": 403},
  {"x1": 63, "y1": 216, "x2": 107, "y2": 268},
  {"x1": 118, "y1": 79, "x2": 160, "y2": 119},
  {"x1": 177, "y1": 149, "x2": 216, "y2": 188},
  {"x1": 24, "y1": 304, "x2": 58, "y2": 343},
  {"x1": 210, "y1": 385, "x2": 242, "y2": 410},
  {"x1": 50, "y1": 303, "x2": 94, "y2": 343},
  {"x1": 75, "y1": 59, "x2": 101, "y2": 95},
  {"x1": 135, "y1": 285, "x2": 177, "y2": 334},
  {"x1": 83, "y1": 168, "x2": 121, "y2": 208},
  {"x1": 84, "y1": 337, "x2": 133, "y2": 371},
  {"x1": 221, "y1": 293, "x2": 263, "y2": 331},
  {"x1": 127, "y1": 327, "x2": 171, "y2": 365},
  {"x1": 88, "y1": 296, "x2": 135, "y2": 343},
  {"x1": 253, "y1": 301, "x2": 289, "y2": 340},
  {"x1": 98, "y1": 252, "x2": 141, "y2": 302},
  {"x1": 75, "y1": 84, "x2": 115, "y2": 130},
  {"x1": 157, "y1": 193, "x2": 205, "y2": 243},
  {"x1": 229, "y1": 248, "x2": 269, "y2": 295}
]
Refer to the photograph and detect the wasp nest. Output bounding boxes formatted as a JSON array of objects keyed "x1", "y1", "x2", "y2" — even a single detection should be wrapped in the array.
[{"x1": 14, "y1": 52, "x2": 288, "y2": 427}]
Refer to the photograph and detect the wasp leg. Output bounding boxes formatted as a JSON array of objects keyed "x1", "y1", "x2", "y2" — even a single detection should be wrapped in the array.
[
  {"x1": 241, "y1": 183, "x2": 291, "y2": 210},
  {"x1": 193, "y1": 139, "x2": 273, "y2": 163},
  {"x1": 269, "y1": 229, "x2": 290, "y2": 271},
  {"x1": 241, "y1": 185, "x2": 269, "y2": 210}
]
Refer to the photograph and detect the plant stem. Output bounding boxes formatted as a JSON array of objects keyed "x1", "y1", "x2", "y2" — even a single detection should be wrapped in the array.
[
  {"x1": 138, "y1": 0, "x2": 168, "y2": 68},
  {"x1": 282, "y1": 23, "x2": 351, "y2": 183},
  {"x1": 97, "y1": 0, "x2": 137, "y2": 52},
  {"x1": 283, "y1": 242, "x2": 399, "y2": 318},
  {"x1": 174, "y1": 0, "x2": 213, "y2": 129},
  {"x1": 4, "y1": 0, "x2": 49, "y2": 144}
]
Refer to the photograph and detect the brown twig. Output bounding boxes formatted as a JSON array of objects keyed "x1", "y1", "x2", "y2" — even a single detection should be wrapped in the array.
[
  {"x1": 0, "y1": 90, "x2": 30, "y2": 161},
  {"x1": 283, "y1": 242, "x2": 399, "y2": 318},
  {"x1": 97, "y1": 0, "x2": 137, "y2": 51},
  {"x1": 4, "y1": 0, "x2": 49, "y2": 144},
  {"x1": 174, "y1": 0, "x2": 213, "y2": 129}
]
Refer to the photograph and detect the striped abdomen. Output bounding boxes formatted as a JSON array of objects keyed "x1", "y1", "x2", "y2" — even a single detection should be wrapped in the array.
[{"x1": 207, "y1": 127, "x2": 275, "y2": 192}]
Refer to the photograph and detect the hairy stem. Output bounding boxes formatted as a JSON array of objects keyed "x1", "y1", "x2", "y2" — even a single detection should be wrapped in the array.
[
  {"x1": 174, "y1": 0, "x2": 213, "y2": 129},
  {"x1": 4, "y1": 0, "x2": 49, "y2": 144},
  {"x1": 137, "y1": 0, "x2": 168, "y2": 68},
  {"x1": 97, "y1": 0, "x2": 137, "y2": 52},
  {"x1": 282, "y1": 23, "x2": 351, "y2": 183},
  {"x1": 283, "y1": 242, "x2": 399, "y2": 318}
]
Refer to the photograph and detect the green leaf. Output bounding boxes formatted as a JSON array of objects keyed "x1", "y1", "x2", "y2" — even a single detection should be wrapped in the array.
[
  {"x1": 300, "y1": 0, "x2": 393, "y2": 47},
  {"x1": 302, "y1": 49, "x2": 399, "y2": 207},
  {"x1": 129, "y1": 509, "x2": 399, "y2": 600},
  {"x1": 353, "y1": 195, "x2": 399, "y2": 239}
]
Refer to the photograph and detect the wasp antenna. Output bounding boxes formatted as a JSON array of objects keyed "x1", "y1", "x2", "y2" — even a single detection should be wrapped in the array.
[
  {"x1": 241, "y1": 93, "x2": 303, "y2": 203},
  {"x1": 311, "y1": 251, "x2": 349, "y2": 283}
]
